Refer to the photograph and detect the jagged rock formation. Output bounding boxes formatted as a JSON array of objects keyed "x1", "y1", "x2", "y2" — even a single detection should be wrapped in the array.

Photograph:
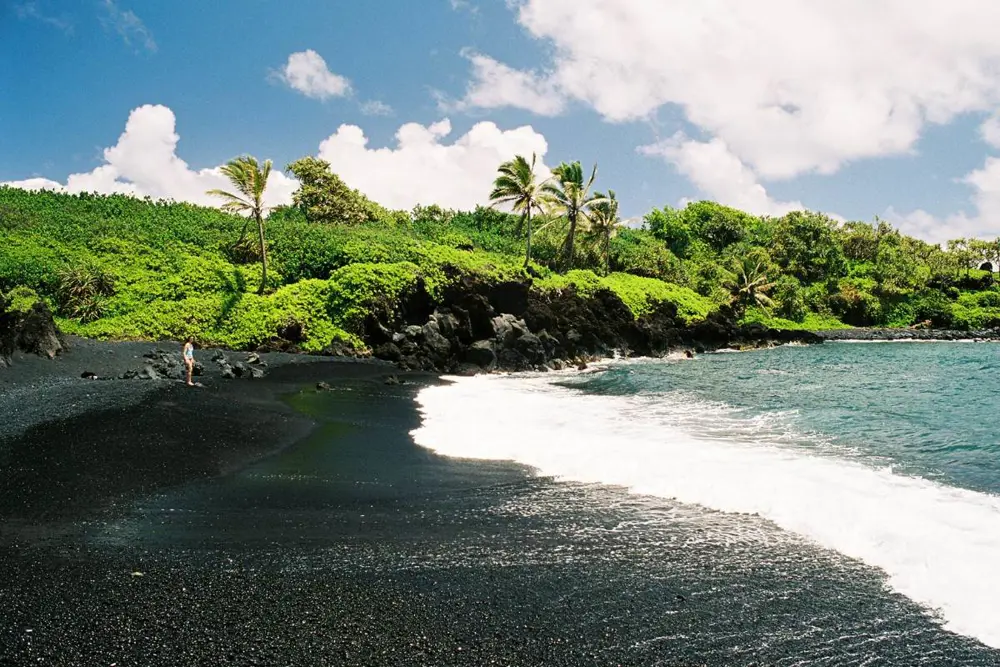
[
  {"x1": 0, "y1": 296, "x2": 64, "y2": 367},
  {"x1": 354, "y1": 277, "x2": 822, "y2": 373}
]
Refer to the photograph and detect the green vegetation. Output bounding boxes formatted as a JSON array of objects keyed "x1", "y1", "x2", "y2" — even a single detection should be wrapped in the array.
[
  {"x1": 535, "y1": 271, "x2": 712, "y2": 323},
  {"x1": 4, "y1": 150, "x2": 1000, "y2": 355}
]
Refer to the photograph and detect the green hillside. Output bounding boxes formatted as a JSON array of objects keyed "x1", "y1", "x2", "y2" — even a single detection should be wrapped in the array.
[{"x1": 2, "y1": 161, "x2": 999, "y2": 355}]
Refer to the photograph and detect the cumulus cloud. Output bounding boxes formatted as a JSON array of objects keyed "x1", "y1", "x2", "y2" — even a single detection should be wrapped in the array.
[
  {"x1": 890, "y1": 156, "x2": 1000, "y2": 244},
  {"x1": 981, "y1": 114, "x2": 1000, "y2": 149},
  {"x1": 316, "y1": 118, "x2": 549, "y2": 210},
  {"x1": 100, "y1": 0, "x2": 156, "y2": 53},
  {"x1": 640, "y1": 134, "x2": 804, "y2": 217},
  {"x1": 275, "y1": 50, "x2": 351, "y2": 100},
  {"x1": 3, "y1": 105, "x2": 297, "y2": 209},
  {"x1": 461, "y1": 1, "x2": 1000, "y2": 182},
  {"x1": 449, "y1": 51, "x2": 565, "y2": 116},
  {"x1": 3, "y1": 105, "x2": 550, "y2": 215}
]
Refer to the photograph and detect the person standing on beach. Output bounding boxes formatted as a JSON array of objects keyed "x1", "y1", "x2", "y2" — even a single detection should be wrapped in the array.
[{"x1": 183, "y1": 337, "x2": 195, "y2": 386}]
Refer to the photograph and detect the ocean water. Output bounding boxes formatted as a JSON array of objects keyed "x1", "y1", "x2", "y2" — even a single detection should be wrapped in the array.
[{"x1": 412, "y1": 342, "x2": 1000, "y2": 655}]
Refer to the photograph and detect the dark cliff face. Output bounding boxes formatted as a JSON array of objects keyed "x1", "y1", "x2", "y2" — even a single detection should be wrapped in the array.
[{"x1": 352, "y1": 277, "x2": 823, "y2": 374}]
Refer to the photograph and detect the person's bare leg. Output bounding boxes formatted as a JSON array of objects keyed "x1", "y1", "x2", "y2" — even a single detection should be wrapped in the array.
[{"x1": 186, "y1": 361, "x2": 194, "y2": 386}]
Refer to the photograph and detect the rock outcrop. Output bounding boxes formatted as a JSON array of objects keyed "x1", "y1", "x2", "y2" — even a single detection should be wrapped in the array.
[
  {"x1": 118, "y1": 349, "x2": 271, "y2": 381},
  {"x1": 211, "y1": 350, "x2": 268, "y2": 380},
  {"x1": 120, "y1": 349, "x2": 205, "y2": 381},
  {"x1": 363, "y1": 277, "x2": 823, "y2": 374},
  {"x1": 0, "y1": 297, "x2": 64, "y2": 367}
]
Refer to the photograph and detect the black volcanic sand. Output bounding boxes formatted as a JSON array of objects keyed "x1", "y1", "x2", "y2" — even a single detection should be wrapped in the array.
[{"x1": 2, "y1": 344, "x2": 1000, "y2": 666}]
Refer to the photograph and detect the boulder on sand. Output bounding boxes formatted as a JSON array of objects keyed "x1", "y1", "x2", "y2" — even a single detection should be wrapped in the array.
[{"x1": 0, "y1": 297, "x2": 64, "y2": 367}]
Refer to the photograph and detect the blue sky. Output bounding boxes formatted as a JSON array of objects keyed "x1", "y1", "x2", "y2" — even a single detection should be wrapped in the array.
[{"x1": 5, "y1": 1, "x2": 1000, "y2": 242}]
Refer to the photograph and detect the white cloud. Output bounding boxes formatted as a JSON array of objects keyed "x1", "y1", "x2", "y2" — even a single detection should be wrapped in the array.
[
  {"x1": 316, "y1": 118, "x2": 549, "y2": 210},
  {"x1": 639, "y1": 134, "x2": 804, "y2": 217},
  {"x1": 2, "y1": 105, "x2": 297, "y2": 209},
  {"x1": 5, "y1": 177, "x2": 65, "y2": 191},
  {"x1": 981, "y1": 114, "x2": 1000, "y2": 149},
  {"x1": 463, "y1": 1, "x2": 1000, "y2": 181},
  {"x1": 3, "y1": 106, "x2": 549, "y2": 215},
  {"x1": 100, "y1": 0, "x2": 156, "y2": 53},
  {"x1": 360, "y1": 100, "x2": 394, "y2": 116},
  {"x1": 891, "y1": 156, "x2": 1000, "y2": 243},
  {"x1": 450, "y1": 51, "x2": 564, "y2": 116},
  {"x1": 275, "y1": 50, "x2": 351, "y2": 100}
]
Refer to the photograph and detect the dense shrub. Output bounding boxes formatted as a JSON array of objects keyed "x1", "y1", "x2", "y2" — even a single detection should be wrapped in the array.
[
  {"x1": 3, "y1": 285, "x2": 43, "y2": 313},
  {"x1": 772, "y1": 275, "x2": 807, "y2": 322},
  {"x1": 535, "y1": 270, "x2": 713, "y2": 323},
  {"x1": 609, "y1": 229, "x2": 686, "y2": 282}
]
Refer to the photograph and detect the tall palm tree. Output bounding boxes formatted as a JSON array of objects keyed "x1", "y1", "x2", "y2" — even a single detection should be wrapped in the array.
[
  {"x1": 588, "y1": 190, "x2": 620, "y2": 275},
  {"x1": 489, "y1": 153, "x2": 547, "y2": 266},
  {"x1": 542, "y1": 161, "x2": 605, "y2": 272},
  {"x1": 207, "y1": 156, "x2": 272, "y2": 295}
]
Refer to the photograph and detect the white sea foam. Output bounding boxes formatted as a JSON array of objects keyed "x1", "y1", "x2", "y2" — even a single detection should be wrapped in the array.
[{"x1": 410, "y1": 372, "x2": 1000, "y2": 648}]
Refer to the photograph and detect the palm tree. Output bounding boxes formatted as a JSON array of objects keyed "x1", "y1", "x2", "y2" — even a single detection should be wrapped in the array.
[
  {"x1": 489, "y1": 153, "x2": 547, "y2": 266},
  {"x1": 727, "y1": 249, "x2": 776, "y2": 314},
  {"x1": 542, "y1": 161, "x2": 605, "y2": 272},
  {"x1": 207, "y1": 156, "x2": 273, "y2": 295},
  {"x1": 588, "y1": 190, "x2": 620, "y2": 275}
]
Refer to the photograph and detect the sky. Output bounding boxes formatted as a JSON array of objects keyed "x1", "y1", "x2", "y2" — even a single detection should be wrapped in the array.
[{"x1": 5, "y1": 1, "x2": 1000, "y2": 243}]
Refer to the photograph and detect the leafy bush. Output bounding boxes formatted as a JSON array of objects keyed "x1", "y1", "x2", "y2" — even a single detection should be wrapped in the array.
[
  {"x1": 911, "y1": 291, "x2": 955, "y2": 328},
  {"x1": 3, "y1": 285, "x2": 43, "y2": 313},
  {"x1": 828, "y1": 279, "x2": 882, "y2": 326},
  {"x1": 741, "y1": 308, "x2": 846, "y2": 330},
  {"x1": 609, "y1": 228, "x2": 686, "y2": 282},
  {"x1": 772, "y1": 275, "x2": 807, "y2": 322},
  {"x1": 327, "y1": 262, "x2": 422, "y2": 332},
  {"x1": 535, "y1": 270, "x2": 713, "y2": 323}
]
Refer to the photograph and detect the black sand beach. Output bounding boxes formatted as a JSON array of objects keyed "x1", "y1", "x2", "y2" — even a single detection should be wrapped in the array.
[{"x1": 3, "y1": 341, "x2": 1000, "y2": 666}]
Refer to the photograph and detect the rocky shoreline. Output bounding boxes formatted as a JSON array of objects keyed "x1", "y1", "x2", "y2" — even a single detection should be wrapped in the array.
[
  {"x1": 11, "y1": 280, "x2": 1000, "y2": 383},
  {"x1": 358, "y1": 277, "x2": 822, "y2": 374},
  {"x1": 1, "y1": 279, "x2": 824, "y2": 380}
]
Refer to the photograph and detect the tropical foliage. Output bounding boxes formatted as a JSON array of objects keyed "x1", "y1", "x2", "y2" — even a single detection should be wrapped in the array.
[{"x1": 5, "y1": 148, "x2": 1000, "y2": 357}]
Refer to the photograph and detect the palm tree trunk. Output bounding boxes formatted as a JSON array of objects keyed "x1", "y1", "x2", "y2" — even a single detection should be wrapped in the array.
[
  {"x1": 604, "y1": 231, "x2": 611, "y2": 275},
  {"x1": 563, "y1": 213, "x2": 577, "y2": 272},
  {"x1": 256, "y1": 213, "x2": 268, "y2": 295},
  {"x1": 524, "y1": 207, "x2": 532, "y2": 267}
]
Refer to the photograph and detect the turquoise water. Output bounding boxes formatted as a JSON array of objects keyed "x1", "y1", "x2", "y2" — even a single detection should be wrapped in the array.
[{"x1": 580, "y1": 343, "x2": 1000, "y2": 495}]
